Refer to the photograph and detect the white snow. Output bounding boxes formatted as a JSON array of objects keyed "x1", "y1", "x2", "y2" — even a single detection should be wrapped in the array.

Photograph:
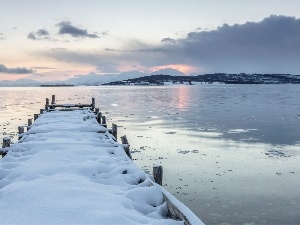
[{"x1": 0, "y1": 109, "x2": 204, "y2": 225}]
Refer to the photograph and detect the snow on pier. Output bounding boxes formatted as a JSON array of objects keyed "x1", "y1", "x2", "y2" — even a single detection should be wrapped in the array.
[{"x1": 0, "y1": 101, "x2": 204, "y2": 225}]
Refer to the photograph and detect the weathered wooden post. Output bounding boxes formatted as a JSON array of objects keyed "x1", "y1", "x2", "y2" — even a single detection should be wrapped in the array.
[
  {"x1": 45, "y1": 98, "x2": 49, "y2": 110},
  {"x1": 28, "y1": 119, "x2": 32, "y2": 131},
  {"x1": 34, "y1": 114, "x2": 39, "y2": 121},
  {"x1": 18, "y1": 126, "x2": 24, "y2": 140},
  {"x1": 95, "y1": 108, "x2": 99, "y2": 115},
  {"x1": 97, "y1": 112, "x2": 102, "y2": 124},
  {"x1": 51, "y1": 95, "x2": 55, "y2": 104},
  {"x1": 40, "y1": 109, "x2": 44, "y2": 115},
  {"x1": 102, "y1": 116, "x2": 107, "y2": 128},
  {"x1": 1, "y1": 137, "x2": 11, "y2": 157},
  {"x1": 121, "y1": 135, "x2": 132, "y2": 159},
  {"x1": 91, "y1": 98, "x2": 95, "y2": 111},
  {"x1": 112, "y1": 123, "x2": 117, "y2": 140},
  {"x1": 153, "y1": 165, "x2": 163, "y2": 186}
]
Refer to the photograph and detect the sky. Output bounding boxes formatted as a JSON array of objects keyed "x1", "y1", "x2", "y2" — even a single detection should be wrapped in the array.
[{"x1": 1, "y1": 0, "x2": 300, "y2": 81}]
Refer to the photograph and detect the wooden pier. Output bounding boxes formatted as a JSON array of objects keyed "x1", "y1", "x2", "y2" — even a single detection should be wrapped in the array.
[{"x1": 0, "y1": 96, "x2": 204, "y2": 225}]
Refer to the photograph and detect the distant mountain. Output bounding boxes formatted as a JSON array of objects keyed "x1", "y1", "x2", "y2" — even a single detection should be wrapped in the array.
[
  {"x1": 0, "y1": 79, "x2": 39, "y2": 87},
  {"x1": 61, "y1": 71, "x2": 147, "y2": 86},
  {"x1": 151, "y1": 68, "x2": 186, "y2": 76},
  {"x1": 0, "y1": 69, "x2": 187, "y2": 86}
]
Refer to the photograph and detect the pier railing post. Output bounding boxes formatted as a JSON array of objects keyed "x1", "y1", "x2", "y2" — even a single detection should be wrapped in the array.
[
  {"x1": 34, "y1": 114, "x2": 39, "y2": 121},
  {"x1": 18, "y1": 126, "x2": 24, "y2": 140},
  {"x1": 120, "y1": 135, "x2": 132, "y2": 159},
  {"x1": 51, "y1": 95, "x2": 55, "y2": 104},
  {"x1": 153, "y1": 165, "x2": 163, "y2": 186},
  {"x1": 45, "y1": 98, "x2": 49, "y2": 110},
  {"x1": 97, "y1": 112, "x2": 102, "y2": 124},
  {"x1": 28, "y1": 119, "x2": 32, "y2": 131},
  {"x1": 1, "y1": 137, "x2": 11, "y2": 157},
  {"x1": 91, "y1": 98, "x2": 95, "y2": 111},
  {"x1": 102, "y1": 116, "x2": 107, "y2": 128},
  {"x1": 112, "y1": 123, "x2": 117, "y2": 140}
]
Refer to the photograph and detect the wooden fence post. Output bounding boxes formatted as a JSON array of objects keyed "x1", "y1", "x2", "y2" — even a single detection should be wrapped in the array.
[
  {"x1": 95, "y1": 108, "x2": 99, "y2": 115},
  {"x1": 102, "y1": 116, "x2": 107, "y2": 128},
  {"x1": 34, "y1": 114, "x2": 39, "y2": 121},
  {"x1": 40, "y1": 109, "x2": 44, "y2": 115},
  {"x1": 112, "y1": 123, "x2": 117, "y2": 140},
  {"x1": 153, "y1": 165, "x2": 163, "y2": 186},
  {"x1": 121, "y1": 135, "x2": 132, "y2": 159}
]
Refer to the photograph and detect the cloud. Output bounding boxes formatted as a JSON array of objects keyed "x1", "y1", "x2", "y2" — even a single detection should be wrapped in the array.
[
  {"x1": 44, "y1": 15, "x2": 300, "y2": 74},
  {"x1": 0, "y1": 64, "x2": 33, "y2": 74},
  {"x1": 0, "y1": 33, "x2": 6, "y2": 40},
  {"x1": 28, "y1": 29, "x2": 50, "y2": 40},
  {"x1": 56, "y1": 21, "x2": 99, "y2": 38},
  {"x1": 161, "y1": 15, "x2": 300, "y2": 73}
]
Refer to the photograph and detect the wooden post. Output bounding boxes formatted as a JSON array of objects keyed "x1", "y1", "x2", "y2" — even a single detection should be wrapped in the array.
[
  {"x1": 97, "y1": 112, "x2": 102, "y2": 124},
  {"x1": 28, "y1": 119, "x2": 32, "y2": 131},
  {"x1": 92, "y1": 98, "x2": 95, "y2": 111},
  {"x1": 51, "y1": 95, "x2": 55, "y2": 104},
  {"x1": 2, "y1": 137, "x2": 11, "y2": 148},
  {"x1": 95, "y1": 108, "x2": 99, "y2": 115},
  {"x1": 18, "y1": 126, "x2": 24, "y2": 140},
  {"x1": 34, "y1": 114, "x2": 39, "y2": 121},
  {"x1": 112, "y1": 123, "x2": 117, "y2": 140},
  {"x1": 45, "y1": 98, "x2": 49, "y2": 110},
  {"x1": 1, "y1": 137, "x2": 11, "y2": 157},
  {"x1": 153, "y1": 165, "x2": 163, "y2": 186},
  {"x1": 40, "y1": 109, "x2": 44, "y2": 115},
  {"x1": 120, "y1": 135, "x2": 132, "y2": 159},
  {"x1": 102, "y1": 116, "x2": 107, "y2": 128}
]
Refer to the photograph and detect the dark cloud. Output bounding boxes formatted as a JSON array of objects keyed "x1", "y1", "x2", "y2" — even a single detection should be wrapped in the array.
[
  {"x1": 161, "y1": 37, "x2": 176, "y2": 43},
  {"x1": 28, "y1": 29, "x2": 50, "y2": 40},
  {"x1": 56, "y1": 21, "x2": 99, "y2": 38},
  {"x1": 0, "y1": 33, "x2": 6, "y2": 40},
  {"x1": 44, "y1": 15, "x2": 300, "y2": 74},
  {"x1": 0, "y1": 64, "x2": 33, "y2": 74},
  {"x1": 161, "y1": 15, "x2": 300, "y2": 73}
]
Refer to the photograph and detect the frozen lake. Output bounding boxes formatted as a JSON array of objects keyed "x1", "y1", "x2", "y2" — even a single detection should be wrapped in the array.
[{"x1": 1, "y1": 84, "x2": 300, "y2": 224}]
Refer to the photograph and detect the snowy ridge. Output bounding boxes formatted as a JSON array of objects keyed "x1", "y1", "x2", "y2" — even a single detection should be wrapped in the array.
[{"x1": 0, "y1": 109, "x2": 204, "y2": 225}]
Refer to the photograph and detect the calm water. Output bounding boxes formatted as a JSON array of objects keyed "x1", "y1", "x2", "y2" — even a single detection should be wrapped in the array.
[{"x1": 1, "y1": 85, "x2": 300, "y2": 225}]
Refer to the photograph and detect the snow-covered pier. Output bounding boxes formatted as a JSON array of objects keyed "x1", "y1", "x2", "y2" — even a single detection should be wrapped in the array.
[{"x1": 0, "y1": 96, "x2": 204, "y2": 225}]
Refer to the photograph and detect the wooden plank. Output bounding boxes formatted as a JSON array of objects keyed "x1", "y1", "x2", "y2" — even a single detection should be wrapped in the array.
[{"x1": 163, "y1": 194, "x2": 192, "y2": 225}]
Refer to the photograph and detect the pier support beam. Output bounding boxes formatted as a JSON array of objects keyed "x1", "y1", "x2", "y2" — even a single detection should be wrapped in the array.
[
  {"x1": 153, "y1": 165, "x2": 163, "y2": 186},
  {"x1": 120, "y1": 135, "x2": 132, "y2": 159}
]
